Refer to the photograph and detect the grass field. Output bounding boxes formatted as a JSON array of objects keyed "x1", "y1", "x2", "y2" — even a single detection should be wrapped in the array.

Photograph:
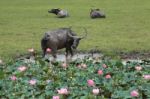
[{"x1": 0, "y1": 0, "x2": 150, "y2": 58}]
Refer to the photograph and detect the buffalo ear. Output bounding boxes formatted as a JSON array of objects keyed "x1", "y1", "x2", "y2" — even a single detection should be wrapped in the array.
[
  {"x1": 78, "y1": 38, "x2": 82, "y2": 40},
  {"x1": 44, "y1": 33, "x2": 50, "y2": 40}
]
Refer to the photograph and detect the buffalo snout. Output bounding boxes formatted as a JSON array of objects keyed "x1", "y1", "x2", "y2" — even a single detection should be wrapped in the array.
[{"x1": 71, "y1": 45, "x2": 76, "y2": 49}]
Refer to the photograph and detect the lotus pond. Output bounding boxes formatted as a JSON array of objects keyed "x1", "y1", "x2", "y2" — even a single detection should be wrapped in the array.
[{"x1": 0, "y1": 55, "x2": 150, "y2": 99}]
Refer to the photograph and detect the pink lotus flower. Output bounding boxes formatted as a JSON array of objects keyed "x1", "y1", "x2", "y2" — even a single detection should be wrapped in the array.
[
  {"x1": 143, "y1": 75, "x2": 150, "y2": 80},
  {"x1": 130, "y1": 90, "x2": 139, "y2": 97},
  {"x1": 52, "y1": 96, "x2": 60, "y2": 99},
  {"x1": 98, "y1": 70, "x2": 103, "y2": 75},
  {"x1": 92, "y1": 88, "x2": 99, "y2": 95},
  {"x1": 18, "y1": 66, "x2": 27, "y2": 72},
  {"x1": 46, "y1": 48, "x2": 51, "y2": 53},
  {"x1": 81, "y1": 63, "x2": 87, "y2": 68},
  {"x1": 135, "y1": 66, "x2": 142, "y2": 71},
  {"x1": 62, "y1": 62, "x2": 67, "y2": 68},
  {"x1": 77, "y1": 64, "x2": 81, "y2": 68},
  {"x1": 28, "y1": 48, "x2": 34, "y2": 53},
  {"x1": 10, "y1": 75, "x2": 17, "y2": 81},
  {"x1": 29, "y1": 79, "x2": 37, "y2": 85},
  {"x1": 102, "y1": 64, "x2": 107, "y2": 68},
  {"x1": 105, "y1": 74, "x2": 111, "y2": 79},
  {"x1": 87, "y1": 79, "x2": 95, "y2": 87},
  {"x1": 57, "y1": 88, "x2": 69, "y2": 95}
]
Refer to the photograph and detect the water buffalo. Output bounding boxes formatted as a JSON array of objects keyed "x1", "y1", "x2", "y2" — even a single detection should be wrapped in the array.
[
  {"x1": 48, "y1": 8, "x2": 69, "y2": 18},
  {"x1": 90, "y1": 9, "x2": 106, "y2": 18},
  {"x1": 41, "y1": 27, "x2": 87, "y2": 60}
]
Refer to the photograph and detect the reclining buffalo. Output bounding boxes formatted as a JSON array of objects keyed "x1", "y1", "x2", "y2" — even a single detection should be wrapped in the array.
[
  {"x1": 48, "y1": 8, "x2": 69, "y2": 18},
  {"x1": 41, "y1": 27, "x2": 87, "y2": 61},
  {"x1": 90, "y1": 9, "x2": 106, "y2": 19}
]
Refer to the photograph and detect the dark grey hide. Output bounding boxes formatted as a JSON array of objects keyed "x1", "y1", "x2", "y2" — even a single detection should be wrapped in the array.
[
  {"x1": 90, "y1": 9, "x2": 106, "y2": 18},
  {"x1": 41, "y1": 27, "x2": 87, "y2": 59},
  {"x1": 48, "y1": 8, "x2": 69, "y2": 18}
]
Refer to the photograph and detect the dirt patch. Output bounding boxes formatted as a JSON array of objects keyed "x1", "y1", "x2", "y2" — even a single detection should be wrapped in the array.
[{"x1": 118, "y1": 51, "x2": 150, "y2": 59}]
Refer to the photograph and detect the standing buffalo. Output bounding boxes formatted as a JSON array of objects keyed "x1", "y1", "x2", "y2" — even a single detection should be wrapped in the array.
[
  {"x1": 48, "y1": 8, "x2": 69, "y2": 18},
  {"x1": 41, "y1": 27, "x2": 87, "y2": 60},
  {"x1": 90, "y1": 9, "x2": 106, "y2": 19}
]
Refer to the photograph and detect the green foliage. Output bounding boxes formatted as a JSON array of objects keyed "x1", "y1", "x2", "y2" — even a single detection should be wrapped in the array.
[{"x1": 0, "y1": 57, "x2": 150, "y2": 98}]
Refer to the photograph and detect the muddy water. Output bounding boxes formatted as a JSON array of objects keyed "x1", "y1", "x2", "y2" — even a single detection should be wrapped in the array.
[
  {"x1": 23, "y1": 52, "x2": 149, "y2": 66},
  {"x1": 44, "y1": 53, "x2": 145, "y2": 64},
  {"x1": 45, "y1": 53, "x2": 102, "y2": 61}
]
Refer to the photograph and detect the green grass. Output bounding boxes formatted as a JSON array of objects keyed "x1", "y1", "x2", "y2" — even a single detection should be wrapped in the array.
[{"x1": 0, "y1": 0, "x2": 150, "y2": 58}]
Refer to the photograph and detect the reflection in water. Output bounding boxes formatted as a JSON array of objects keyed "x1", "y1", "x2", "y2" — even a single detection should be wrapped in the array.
[{"x1": 45, "y1": 53, "x2": 102, "y2": 61}]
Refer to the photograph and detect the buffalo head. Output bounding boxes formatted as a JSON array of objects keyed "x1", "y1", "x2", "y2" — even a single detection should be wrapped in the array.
[
  {"x1": 43, "y1": 32, "x2": 50, "y2": 40},
  {"x1": 48, "y1": 8, "x2": 60, "y2": 15},
  {"x1": 67, "y1": 27, "x2": 87, "y2": 50},
  {"x1": 90, "y1": 8, "x2": 106, "y2": 18}
]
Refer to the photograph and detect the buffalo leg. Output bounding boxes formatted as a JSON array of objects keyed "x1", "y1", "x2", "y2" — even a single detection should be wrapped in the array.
[
  {"x1": 69, "y1": 48, "x2": 74, "y2": 57},
  {"x1": 41, "y1": 39, "x2": 47, "y2": 57},
  {"x1": 65, "y1": 48, "x2": 71, "y2": 62},
  {"x1": 65, "y1": 48, "x2": 70, "y2": 58},
  {"x1": 42, "y1": 48, "x2": 46, "y2": 57},
  {"x1": 51, "y1": 48, "x2": 57, "y2": 61}
]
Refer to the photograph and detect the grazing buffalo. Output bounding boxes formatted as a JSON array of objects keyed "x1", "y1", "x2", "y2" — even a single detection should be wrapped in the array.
[
  {"x1": 48, "y1": 8, "x2": 69, "y2": 18},
  {"x1": 41, "y1": 27, "x2": 87, "y2": 60},
  {"x1": 90, "y1": 9, "x2": 106, "y2": 18}
]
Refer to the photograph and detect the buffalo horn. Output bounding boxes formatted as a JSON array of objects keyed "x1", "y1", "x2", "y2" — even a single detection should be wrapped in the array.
[
  {"x1": 79, "y1": 27, "x2": 87, "y2": 39},
  {"x1": 67, "y1": 27, "x2": 87, "y2": 39}
]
